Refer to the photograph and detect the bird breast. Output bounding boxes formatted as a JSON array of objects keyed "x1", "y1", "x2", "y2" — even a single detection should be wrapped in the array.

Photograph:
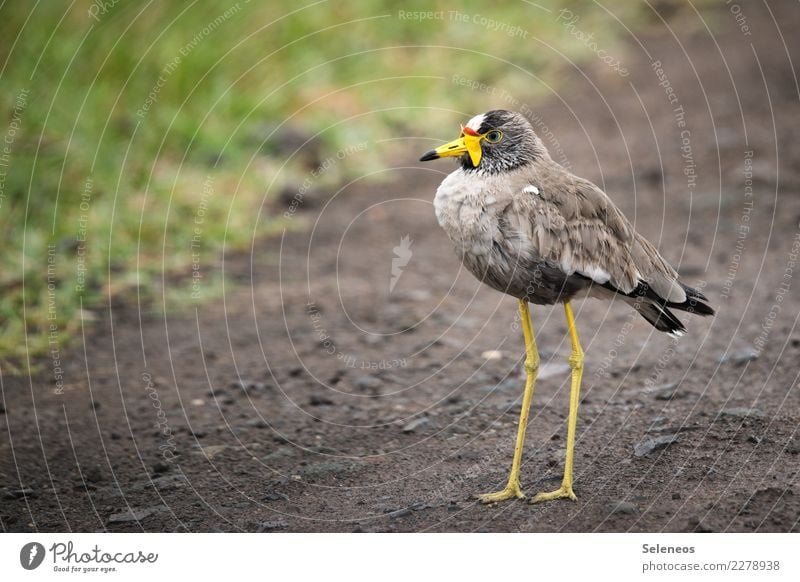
[{"x1": 433, "y1": 169, "x2": 504, "y2": 259}]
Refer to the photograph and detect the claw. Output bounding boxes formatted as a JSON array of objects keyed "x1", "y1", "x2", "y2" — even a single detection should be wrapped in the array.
[
  {"x1": 476, "y1": 482, "x2": 525, "y2": 504},
  {"x1": 530, "y1": 485, "x2": 577, "y2": 504}
]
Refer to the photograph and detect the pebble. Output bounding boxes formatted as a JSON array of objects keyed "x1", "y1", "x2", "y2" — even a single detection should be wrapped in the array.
[
  {"x1": 255, "y1": 520, "x2": 288, "y2": 532},
  {"x1": 355, "y1": 376, "x2": 381, "y2": 392},
  {"x1": 633, "y1": 434, "x2": 679, "y2": 457},
  {"x1": 402, "y1": 416, "x2": 430, "y2": 433},
  {"x1": 198, "y1": 445, "x2": 229, "y2": 459},
  {"x1": 717, "y1": 407, "x2": 765, "y2": 420},
  {"x1": 481, "y1": 350, "x2": 504, "y2": 361},
  {"x1": 84, "y1": 466, "x2": 105, "y2": 483},
  {"x1": 231, "y1": 380, "x2": 271, "y2": 394},
  {"x1": 3, "y1": 488, "x2": 35, "y2": 500},
  {"x1": 107, "y1": 506, "x2": 163, "y2": 524},
  {"x1": 309, "y1": 394, "x2": 334, "y2": 406},
  {"x1": 719, "y1": 347, "x2": 759, "y2": 365},
  {"x1": 606, "y1": 501, "x2": 639, "y2": 515},
  {"x1": 651, "y1": 383, "x2": 690, "y2": 401},
  {"x1": 688, "y1": 517, "x2": 713, "y2": 533},
  {"x1": 361, "y1": 334, "x2": 383, "y2": 346},
  {"x1": 646, "y1": 423, "x2": 703, "y2": 435},
  {"x1": 262, "y1": 492, "x2": 289, "y2": 502},
  {"x1": 151, "y1": 474, "x2": 186, "y2": 491},
  {"x1": 388, "y1": 508, "x2": 412, "y2": 519}
]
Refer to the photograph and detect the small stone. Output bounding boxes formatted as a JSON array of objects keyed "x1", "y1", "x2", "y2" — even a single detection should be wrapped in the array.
[
  {"x1": 151, "y1": 474, "x2": 186, "y2": 491},
  {"x1": 402, "y1": 416, "x2": 429, "y2": 433},
  {"x1": 688, "y1": 517, "x2": 713, "y2": 533},
  {"x1": 719, "y1": 347, "x2": 758, "y2": 365},
  {"x1": 717, "y1": 407, "x2": 765, "y2": 420},
  {"x1": 107, "y1": 506, "x2": 163, "y2": 524},
  {"x1": 3, "y1": 488, "x2": 35, "y2": 500},
  {"x1": 651, "y1": 383, "x2": 690, "y2": 401},
  {"x1": 634, "y1": 434, "x2": 679, "y2": 457},
  {"x1": 231, "y1": 380, "x2": 270, "y2": 394},
  {"x1": 646, "y1": 423, "x2": 703, "y2": 435},
  {"x1": 481, "y1": 350, "x2": 503, "y2": 361},
  {"x1": 198, "y1": 445, "x2": 229, "y2": 459},
  {"x1": 606, "y1": 501, "x2": 639, "y2": 515},
  {"x1": 388, "y1": 508, "x2": 412, "y2": 519},
  {"x1": 355, "y1": 376, "x2": 380, "y2": 392},
  {"x1": 84, "y1": 466, "x2": 104, "y2": 483},
  {"x1": 785, "y1": 440, "x2": 800, "y2": 454},
  {"x1": 191, "y1": 398, "x2": 205, "y2": 406},
  {"x1": 152, "y1": 462, "x2": 170, "y2": 474},
  {"x1": 262, "y1": 492, "x2": 289, "y2": 502},
  {"x1": 255, "y1": 520, "x2": 288, "y2": 532},
  {"x1": 309, "y1": 394, "x2": 334, "y2": 406}
]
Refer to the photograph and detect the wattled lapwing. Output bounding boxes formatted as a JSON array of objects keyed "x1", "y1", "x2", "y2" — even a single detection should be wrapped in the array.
[{"x1": 420, "y1": 110, "x2": 713, "y2": 503}]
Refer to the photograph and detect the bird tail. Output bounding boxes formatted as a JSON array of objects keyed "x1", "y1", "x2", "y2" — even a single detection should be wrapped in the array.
[
  {"x1": 629, "y1": 283, "x2": 714, "y2": 338},
  {"x1": 633, "y1": 301, "x2": 687, "y2": 337},
  {"x1": 668, "y1": 283, "x2": 715, "y2": 316}
]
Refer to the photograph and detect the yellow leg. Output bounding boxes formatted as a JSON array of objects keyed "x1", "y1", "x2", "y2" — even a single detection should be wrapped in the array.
[
  {"x1": 532, "y1": 301, "x2": 584, "y2": 503},
  {"x1": 476, "y1": 300, "x2": 539, "y2": 503}
]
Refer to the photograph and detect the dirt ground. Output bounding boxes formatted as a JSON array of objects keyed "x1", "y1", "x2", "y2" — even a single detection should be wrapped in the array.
[{"x1": 3, "y1": 2, "x2": 800, "y2": 533}]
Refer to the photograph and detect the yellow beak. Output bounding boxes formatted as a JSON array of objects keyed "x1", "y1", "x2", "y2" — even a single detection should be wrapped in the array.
[{"x1": 420, "y1": 129, "x2": 483, "y2": 166}]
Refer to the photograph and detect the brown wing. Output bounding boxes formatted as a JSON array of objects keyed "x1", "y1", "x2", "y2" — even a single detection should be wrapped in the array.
[{"x1": 507, "y1": 170, "x2": 686, "y2": 303}]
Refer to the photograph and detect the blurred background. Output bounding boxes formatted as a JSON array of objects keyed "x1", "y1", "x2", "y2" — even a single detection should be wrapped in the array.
[{"x1": 0, "y1": 0, "x2": 694, "y2": 365}]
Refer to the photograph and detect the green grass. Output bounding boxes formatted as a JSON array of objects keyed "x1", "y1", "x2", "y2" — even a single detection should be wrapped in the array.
[{"x1": 0, "y1": 0, "x2": 667, "y2": 367}]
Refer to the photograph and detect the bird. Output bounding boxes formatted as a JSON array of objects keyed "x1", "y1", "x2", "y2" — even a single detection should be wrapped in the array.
[{"x1": 419, "y1": 110, "x2": 714, "y2": 504}]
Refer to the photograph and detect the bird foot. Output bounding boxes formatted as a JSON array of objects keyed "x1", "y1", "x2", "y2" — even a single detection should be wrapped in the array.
[
  {"x1": 475, "y1": 481, "x2": 525, "y2": 504},
  {"x1": 531, "y1": 485, "x2": 577, "y2": 504}
]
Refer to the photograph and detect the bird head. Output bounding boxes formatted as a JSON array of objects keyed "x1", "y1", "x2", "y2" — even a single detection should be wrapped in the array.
[{"x1": 420, "y1": 110, "x2": 548, "y2": 173}]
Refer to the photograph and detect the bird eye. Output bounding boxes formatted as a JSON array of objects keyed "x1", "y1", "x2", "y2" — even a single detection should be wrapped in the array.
[{"x1": 484, "y1": 130, "x2": 503, "y2": 143}]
